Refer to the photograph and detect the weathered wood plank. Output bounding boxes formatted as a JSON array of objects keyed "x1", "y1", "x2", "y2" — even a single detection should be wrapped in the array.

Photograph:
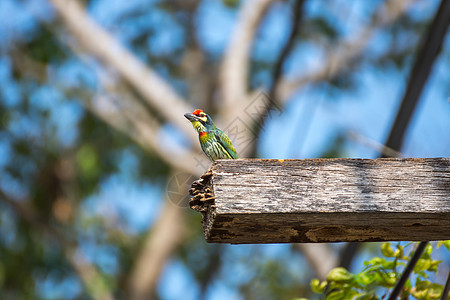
[{"x1": 188, "y1": 158, "x2": 450, "y2": 244}]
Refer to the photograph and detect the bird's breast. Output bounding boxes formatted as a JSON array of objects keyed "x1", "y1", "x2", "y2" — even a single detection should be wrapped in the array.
[{"x1": 199, "y1": 131, "x2": 209, "y2": 144}]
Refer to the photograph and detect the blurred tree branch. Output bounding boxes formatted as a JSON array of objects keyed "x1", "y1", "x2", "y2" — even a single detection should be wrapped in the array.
[
  {"x1": 270, "y1": 0, "x2": 305, "y2": 104},
  {"x1": 24, "y1": 25, "x2": 207, "y2": 298},
  {"x1": 47, "y1": 0, "x2": 197, "y2": 145},
  {"x1": 236, "y1": 0, "x2": 417, "y2": 160},
  {"x1": 220, "y1": 0, "x2": 276, "y2": 112},
  {"x1": 348, "y1": 131, "x2": 403, "y2": 158},
  {"x1": 295, "y1": 244, "x2": 338, "y2": 280},
  {"x1": 12, "y1": 29, "x2": 205, "y2": 179},
  {"x1": 82, "y1": 67, "x2": 197, "y2": 297},
  {"x1": 383, "y1": 0, "x2": 450, "y2": 152},
  {"x1": 128, "y1": 197, "x2": 186, "y2": 300},
  {"x1": 72, "y1": 58, "x2": 195, "y2": 298},
  {"x1": 83, "y1": 63, "x2": 204, "y2": 177},
  {"x1": 179, "y1": 1, "x2": 216, "y2": 110},
  {"x1": 248, "y1": 0, "x2": 305, "y2": 158},
  {"x1": 8, "y1": 44, "x2": 198, "y2": 297},
  {"x1": 277, "y1": 0, "x2": 418, "y2": 102}
]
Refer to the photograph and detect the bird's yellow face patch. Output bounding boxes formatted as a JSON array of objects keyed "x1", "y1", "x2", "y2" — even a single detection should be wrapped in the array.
[
  {"x1": 187, "y1": 109, "x2": 208, "y2": 133},
  {"x1": 197, "y1": 115, "x2": 207, "y2": 123},
  {"x1": 191, "y1": 120, "x2": 206, "y2": 133}
]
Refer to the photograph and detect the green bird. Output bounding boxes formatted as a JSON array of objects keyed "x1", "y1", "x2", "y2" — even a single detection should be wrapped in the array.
[{"x1": 184, "y1": 109, "x2": 238, "y2": 161}]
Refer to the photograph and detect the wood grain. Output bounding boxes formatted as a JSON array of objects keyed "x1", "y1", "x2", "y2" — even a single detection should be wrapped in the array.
[{"x1": 189, "y1": 158, "x2": 450, "y2": 244}]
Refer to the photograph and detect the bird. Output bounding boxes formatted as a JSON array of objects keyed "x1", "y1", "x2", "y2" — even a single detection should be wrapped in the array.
[{"x1": 184, "y1": 109, "x2": 238, "y2": 161}]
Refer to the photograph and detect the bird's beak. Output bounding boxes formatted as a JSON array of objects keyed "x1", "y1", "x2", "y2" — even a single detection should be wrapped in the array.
[{"x1": 184, "y1": 113, "x2": 200, "y2": 122}]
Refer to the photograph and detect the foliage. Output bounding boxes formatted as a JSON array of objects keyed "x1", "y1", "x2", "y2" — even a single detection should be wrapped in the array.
[{"x1": 311, "y1": 242, "x2": 450, "y2": 300}]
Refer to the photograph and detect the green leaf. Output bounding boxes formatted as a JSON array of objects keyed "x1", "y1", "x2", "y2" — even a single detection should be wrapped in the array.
[
  {"x1": 381, "y1": 243, "x2": 395, "y2": 257},
  {"x1": 365, "y1": 257, "x2": 385, "y2": 267},
  {"x1": 311, "y1": 279, "x2": 327, "y2": 294},
  {"x1": 412, "y1": 279, "x2": 443, "y2": 299},
  {"x1": 394, "y1": 245, "x2": 404, "y2": 259},
  {"x1": 76, "y1": 144, "x2": 100, "y2": 180},
  {"x1": 374, "y1": 270, "x2": 397, "y2": 288},
  {"x1": 310, "y1": 243, "x2": 445, "y2": 299},
  {"x1": 355, "y1": 292, "x2": 376, "y2": 300},
  {"x1": 437, "y1": 240, "x2": 450, "y2": 252},
  {"x1": 326, "y1": 267, "x2": 354, "y2": 283},
  {"x1": 326, "y1": 288, "x2": 358, "y2": 300},
  {"x1": 381, "y1": 260, "x2": 397, "y2": 270},
  {"x1": 222, "y1": 0, "x2": 239, "y2": 8},
  {"x1": 421, "y1": 244, "x2": 433, "y2": 259},
  {"x1": 414, "y1": 259, "x2": 431, "y2": 274},
  {"x1": 355, "y1": 273, "x2": 375, "y2": 285},
  {"x1": 428, "y1": 260, "x2": 441, "y2": 273}
]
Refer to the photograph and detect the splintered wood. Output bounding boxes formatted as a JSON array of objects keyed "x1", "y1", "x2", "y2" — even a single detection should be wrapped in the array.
[
  {"x1": 189, "y1": 170, "x2": 215, "y2": 212},
  {"x1": 188, "y1": 158, "x2": 450, "y2": 244}
]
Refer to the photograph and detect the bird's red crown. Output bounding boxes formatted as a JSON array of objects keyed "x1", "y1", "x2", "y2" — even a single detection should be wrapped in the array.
[{"x1": 192, "y1": 109, "x2": 204, "y2": 115}]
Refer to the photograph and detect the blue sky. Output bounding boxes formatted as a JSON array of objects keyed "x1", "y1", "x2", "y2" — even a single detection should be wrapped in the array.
[{"x1": 259, "y1": 52, "x2": 450, "y2": 159}]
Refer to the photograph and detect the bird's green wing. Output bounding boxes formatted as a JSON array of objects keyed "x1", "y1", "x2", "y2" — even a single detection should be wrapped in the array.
[{"x1": 214, "y1": 130, "x2": 238, "y2": 159}]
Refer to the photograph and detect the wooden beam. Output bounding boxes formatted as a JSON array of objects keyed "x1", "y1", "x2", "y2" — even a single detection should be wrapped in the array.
[{"x1": 188, "y1": 158, "x2": 450, "y2": 244}]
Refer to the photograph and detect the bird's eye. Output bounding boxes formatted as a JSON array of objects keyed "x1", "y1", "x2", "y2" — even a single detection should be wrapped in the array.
[{"x1": 200, "y1": 114, "x2": 205, "y2": 117}]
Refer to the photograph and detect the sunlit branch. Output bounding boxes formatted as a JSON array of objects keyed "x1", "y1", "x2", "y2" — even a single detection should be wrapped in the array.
[
  {"x1": 220, "y1": 0, "x2": 276, "y2": 112},
  {"x1": 47, "y1": 26, "x2": 206, "y2": 178},
  {"x1": 277, "y1": 0, "x2": 418, "y2": 102},
  {"x1": 128, "y1": 190, "x2": 186, "y2": 299},
  {"x1": 383, "y1": 0, "x2": 450, "y2": 152},
  {"x1": 81, "y1": 65, "x2": 204, "y2": 177},
  {"x1": 295, "y1": 244, "x2": 338, "y2": 280},
  {"x1": 348, "y1": 131, "x2": 403, "y2": 158},
  {"x1": 47, "y1": 0, "x2": 197, "y2": 145},
  {"x1": 224, "y1": 0, "x2": 417, "y2": 160},
  {"x1": 247, "y1": 0, "x2": 306, "y2": 158},
  {"x1": 79, "y1": 66, "x2": 193, "y2": 299},
  {"x1": 270, "y1": 0, "x2": 305, "y2": 101}
]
